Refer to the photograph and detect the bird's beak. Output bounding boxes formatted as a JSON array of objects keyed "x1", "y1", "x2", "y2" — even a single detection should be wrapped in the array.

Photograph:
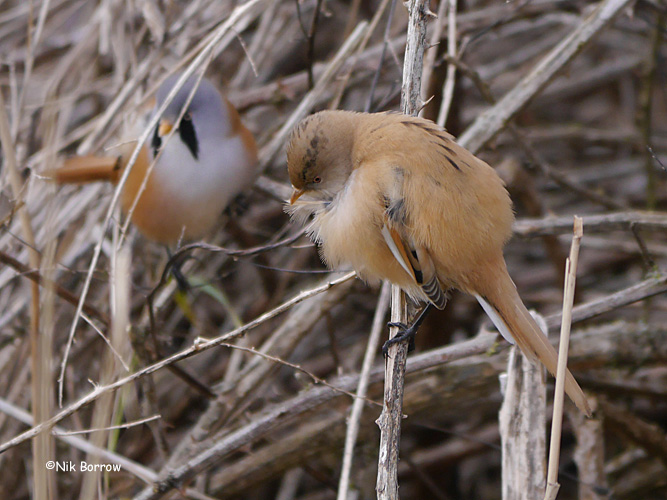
[
  {"x1": 290, "y1": 189, "x2": 305, "y2": 205},
  {"x1": 158, "y1": 119, "x2": 174, "y2": 137}
]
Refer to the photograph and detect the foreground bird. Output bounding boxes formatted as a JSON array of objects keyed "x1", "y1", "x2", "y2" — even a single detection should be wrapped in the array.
[
  {"x1": 286, "y1": 110, "x2": 591, "y2": 416},
  {"x1": 53, "y1": 73, "x2": 258, "y2": 244}
]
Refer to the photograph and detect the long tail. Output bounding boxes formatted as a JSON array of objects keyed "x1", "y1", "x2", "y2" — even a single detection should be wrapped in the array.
[
  {"x1": 474, "y1": 261, "x2": 591, "y2": 416},
  {"x1": 48, "y1": 156, "x2": 121, "y2": 184}
]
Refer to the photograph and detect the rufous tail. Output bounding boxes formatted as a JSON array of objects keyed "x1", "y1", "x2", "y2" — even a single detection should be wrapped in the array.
[
  {"x1": 474, "y1": 261, "x2": 591, "y2": 416},
  {"x1": 49, "y1": 156, "x2": 121, "y2": 184}
]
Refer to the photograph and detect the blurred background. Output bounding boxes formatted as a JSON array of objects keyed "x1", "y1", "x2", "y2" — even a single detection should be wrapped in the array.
[{"x1": 0, "y1": 0, "x2": 666, "y2": 498}]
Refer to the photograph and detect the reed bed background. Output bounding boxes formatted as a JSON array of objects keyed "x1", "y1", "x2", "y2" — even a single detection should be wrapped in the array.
[{"x1": 0, "y1": 0, "x2": 666, "y2": 499}]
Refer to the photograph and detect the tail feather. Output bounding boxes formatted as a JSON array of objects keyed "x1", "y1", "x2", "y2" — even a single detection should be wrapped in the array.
[
  {"x1": 49, "y1": 156, "x2": 121, "y2": 184},
  {"x1": 476, "y1": 266, "x2": 591, "y2": 417}
]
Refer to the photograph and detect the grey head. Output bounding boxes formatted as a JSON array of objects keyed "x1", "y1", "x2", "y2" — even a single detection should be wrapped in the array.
[{"x1": 151, "y1": 73, "x2": 229, "y2": 161}]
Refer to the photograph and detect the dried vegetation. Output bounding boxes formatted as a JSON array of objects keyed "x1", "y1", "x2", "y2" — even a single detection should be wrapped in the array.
[{"x1": 0, "y1": 0, "x2": 666, "y2": 499}]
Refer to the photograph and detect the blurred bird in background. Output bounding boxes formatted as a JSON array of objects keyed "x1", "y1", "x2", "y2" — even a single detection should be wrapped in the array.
[{"x1": 52, "y1": 73, "x2": 258, "y2": 245}]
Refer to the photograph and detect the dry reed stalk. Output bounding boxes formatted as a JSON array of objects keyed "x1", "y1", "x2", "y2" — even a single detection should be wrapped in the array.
[
  {"x1": 420, "y1": 0, "x2": 446, "y2": 118},
  {"x1": 514, "y1": 211, "x2": 667, "y2": 236},
  {"x1": 435, "y1": 0, "x2": 458, "y2": 126},
  {"x1": 567, "y1": 397, "x2": 606, "y2": 500},
  {"x1": 499, "y1": 315, "x2": 547, "y2": 500},
  {"x1": 78, "y1": 245, "x2": 132, "y2": 500},
  {"x1": 329, "y1": 0, "x2": 393, "y2": 111},
  {"x1": 0, "y1": 271, "x2": 356, "y2": 454},
  {"x1": 545, "y1": 216, "x2": 584, "y2": 500},
  {"x1": 0, "y1": 1, "x2": 665, "y2": 498},
  {"x1": 376, "y1": 2, "x2": 432, "y2": 499},
  {"x1": 337, "y1": 281, "x2": 390, "y2": 500},
  {"x1": 0, "y1": 70, "x2": 50, "y2": 500}
]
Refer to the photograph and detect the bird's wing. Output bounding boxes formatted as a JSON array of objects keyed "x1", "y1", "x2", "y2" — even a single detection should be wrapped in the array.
[
  {"x1": 49, "y1": 156, "x2": 122, "y2": 184},
  {"x1": 381, "y1": 206, "x2": 447, "y2": 309}
]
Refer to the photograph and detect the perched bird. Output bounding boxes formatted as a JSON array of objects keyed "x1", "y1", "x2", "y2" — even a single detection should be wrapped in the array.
[
  {"x1": 286, "y1": 110, "x2": 591, "y2": 416},
  {"x1": 53, "y1": 73, "x2": 258, "y2": 244}
]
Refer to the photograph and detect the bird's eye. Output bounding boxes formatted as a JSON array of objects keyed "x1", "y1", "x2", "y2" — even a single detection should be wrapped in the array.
[
  {"x1": 313, "y1": 176, "x2": 322, "y2": 184},
  {"x1": 182, "y1": 112, "x2": 192, "y2": 121}
]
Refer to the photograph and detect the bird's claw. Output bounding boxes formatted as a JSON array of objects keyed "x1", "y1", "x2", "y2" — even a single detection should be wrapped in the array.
[{"x1": 382, "y1": 321, "x2": 417, "y2": 357}]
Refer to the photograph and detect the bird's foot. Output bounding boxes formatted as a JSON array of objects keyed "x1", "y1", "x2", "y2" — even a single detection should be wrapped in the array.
[
  {"x1": 382, "y1": 321, "x2": 417, "y2": 357},
  {"x1": 171, "y1": 262, "x2": 190, "y2": 292}
]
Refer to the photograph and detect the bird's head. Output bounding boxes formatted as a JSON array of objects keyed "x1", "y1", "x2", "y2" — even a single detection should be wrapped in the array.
[
  {"x1": 287, "y1": 111, "x2": 357, "y2": 205},
  {"x1": 152, "y1": 73, "x2": 228, "y2": 160}
]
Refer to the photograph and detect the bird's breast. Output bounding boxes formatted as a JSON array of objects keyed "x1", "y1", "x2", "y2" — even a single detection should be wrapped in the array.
[
  {"x1": 309, "y1": 169, "x2": 420, "y2": 292},
  {"x1": 121, "y1": 132, "x2": 255, "y2": 243}
]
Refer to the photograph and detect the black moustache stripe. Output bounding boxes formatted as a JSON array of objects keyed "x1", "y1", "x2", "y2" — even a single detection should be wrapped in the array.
[
  {"x1": 151, "y1": 124, "x2": 162, "y2": 157},
  {"x1": 179, "y1": 117, "x2": 199, "y2": 160},
  {"x1": 151, "y1": 117, "x2": 200, "y2": 160}
]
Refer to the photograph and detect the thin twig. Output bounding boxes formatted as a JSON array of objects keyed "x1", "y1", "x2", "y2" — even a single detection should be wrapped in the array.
[
  {"x1": 294, "y1": 0, "x2": 318, "y2": 90},
  {"x1": 514, "y1": 211, "x2": 667, "y2": 237},
  {"x1": 54, "y1": 414, "x2": 161, "y2": 436},
  {"x1": 365, "y1": 0, "x2": 398, "y2": 112},
  {"x1": 436, "y1": 0, "x2": 457, "y2": 126},
  {"x1": 329, "y1": 0, "x2": 393, "y2": 111},
  {"x1": 0, "y1": 272, "x2": 356, "y2": 454},
  {"x1": 545, "y1": 272, "x2": 667, "y2": 333},
  {"x1": 214, "y1": 342, "x2": 381, "y2": 408},
  {"x1": 545, "y1": 216, "x2": 584, "y2": 500},
  {"x1": 638, "y1": 11, "x2": 665, "y2": 210},
  {"x1": 377, "y1": 3, "x2": 432, "y2": 499},
  {"x1": 419, "y1": 0, "x2": 446, "y2": 117},
  {"x1": 630, "y1": 223, "x2": 656, "y2": 270},
  {"x1": 646, "y1": 145, "x2": 666, "y2": 171},
  {"x1": 0, "y1": 250, "x2": 110, "y2": 325},
  {"x1": 0, "y1": 76, "x2": 48, "y2": 500},
  {"x1": 306, "y1": 0, "x2": 324, "y2": 90},
  {"x1": 337, "y1": 282, "x2": 390, "y2": 500}
]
